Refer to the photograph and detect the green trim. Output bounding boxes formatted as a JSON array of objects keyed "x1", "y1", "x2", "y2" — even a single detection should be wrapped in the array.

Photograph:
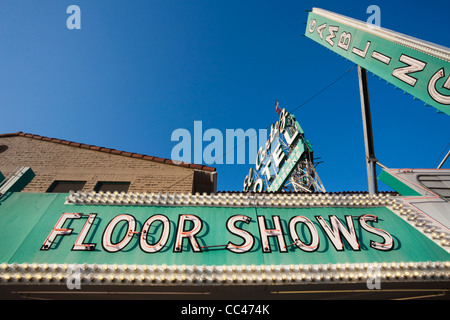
[{"x1": 378, "y1": 170, "x2": 421, "y2": 196}]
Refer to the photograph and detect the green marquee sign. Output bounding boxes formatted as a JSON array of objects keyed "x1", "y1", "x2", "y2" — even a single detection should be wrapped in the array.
[
  {"x1": 305, "y1": 8, "x2": 450, "y2": 116},
  {"x1": 0, "y1": 192, "x2": 448, "y2": 267}
]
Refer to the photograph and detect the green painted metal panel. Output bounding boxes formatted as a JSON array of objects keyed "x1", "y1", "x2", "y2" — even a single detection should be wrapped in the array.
[
  {"x1": 0, "y1": 193, "x2": 448, "y2": 266},
  {"x1": 305, "y1": 9, "x2": 450, "y2": 116},
  {"x1": 267, "y1": 116, "x2": 309, "y2": 192},
  {"x1": 378, "y1": 170, "x2": 422, "y2": 196},
  {"x1": 0, "y1": 192, "x2": 60, "y2": 263},
  {"x1": 268, "y1": 140, "x2": 305, "y2": 192}
]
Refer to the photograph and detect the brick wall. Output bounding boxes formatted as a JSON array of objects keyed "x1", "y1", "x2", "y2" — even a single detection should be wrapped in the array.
[{"x1": 0, "y1": 135, "x2": 213, "y2": 193}]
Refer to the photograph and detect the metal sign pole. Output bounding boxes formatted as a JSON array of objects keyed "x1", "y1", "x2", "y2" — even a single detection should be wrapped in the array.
[
  {"x1": 437, "y1": 149, "x2": 450, "y2": 169},
  {"x1": 358, "y1": 66, "x2": 378, "y2": 195}
]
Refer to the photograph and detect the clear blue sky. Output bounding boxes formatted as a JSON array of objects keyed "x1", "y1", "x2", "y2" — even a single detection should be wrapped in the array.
[{"x1": 1, "y1": 0, "x2": 449, "y2": 192}]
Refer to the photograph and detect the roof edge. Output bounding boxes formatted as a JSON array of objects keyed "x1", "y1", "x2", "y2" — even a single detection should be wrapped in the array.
[{"x1": 0, "y1": 131, "x2": 216, "y2": 172}]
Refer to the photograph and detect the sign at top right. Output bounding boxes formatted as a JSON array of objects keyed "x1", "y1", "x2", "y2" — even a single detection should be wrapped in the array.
[{"x1": 305, "y1": 8, "x2": 450, "y2": 116}]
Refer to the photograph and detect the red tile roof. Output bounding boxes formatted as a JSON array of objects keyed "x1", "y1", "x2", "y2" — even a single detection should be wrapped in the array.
[{"x1": 0, "y1": 131, "x2": 216, "y2": 172}]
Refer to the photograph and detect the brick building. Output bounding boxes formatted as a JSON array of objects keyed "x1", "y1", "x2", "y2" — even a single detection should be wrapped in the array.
[{"x1": 0, "y1": 132, "x2": 216, "y2": 194}]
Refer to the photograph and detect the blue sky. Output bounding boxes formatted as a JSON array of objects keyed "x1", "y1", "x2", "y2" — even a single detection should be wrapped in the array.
[{"x1": 1, "y1": 0, "x2": 449, "y2": 192}]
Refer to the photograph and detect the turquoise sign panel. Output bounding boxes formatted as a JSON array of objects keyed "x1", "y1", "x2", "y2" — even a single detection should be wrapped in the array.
[
  {"x1": 305, "y1": 9, "x2": 450, "y2": 116},
  {"x1": 268, "y1": 139, "x2": 305, "y2": 192},
  {"x1": 0, "y1": 192, "x2": 448, "y2": 266}
]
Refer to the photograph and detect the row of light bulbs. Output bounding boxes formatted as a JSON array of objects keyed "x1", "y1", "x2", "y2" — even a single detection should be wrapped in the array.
[
  {"x1": 66, "y1": 191, "x2": 395, "y2": 207},
  {"x1": 2, "y1": 271, "x2": 448, "y2": 285},
  {"x1": 2, "y1": 261, "x2": 448, "y2": 273},
  {"x1": 390, "y1": 198, "x2": 450, "y2": 249},
  {"x1": 1, "y1": 261, "x2": 449, "y2": 285}
]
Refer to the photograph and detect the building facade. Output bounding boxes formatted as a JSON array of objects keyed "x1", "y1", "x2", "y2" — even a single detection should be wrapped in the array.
[
  {"x1": 0, "y1": 132, "x2": 448, "y2": 300},
  {"x1": 0, "y1": 132, "x2": 216, "y2": 194}
]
